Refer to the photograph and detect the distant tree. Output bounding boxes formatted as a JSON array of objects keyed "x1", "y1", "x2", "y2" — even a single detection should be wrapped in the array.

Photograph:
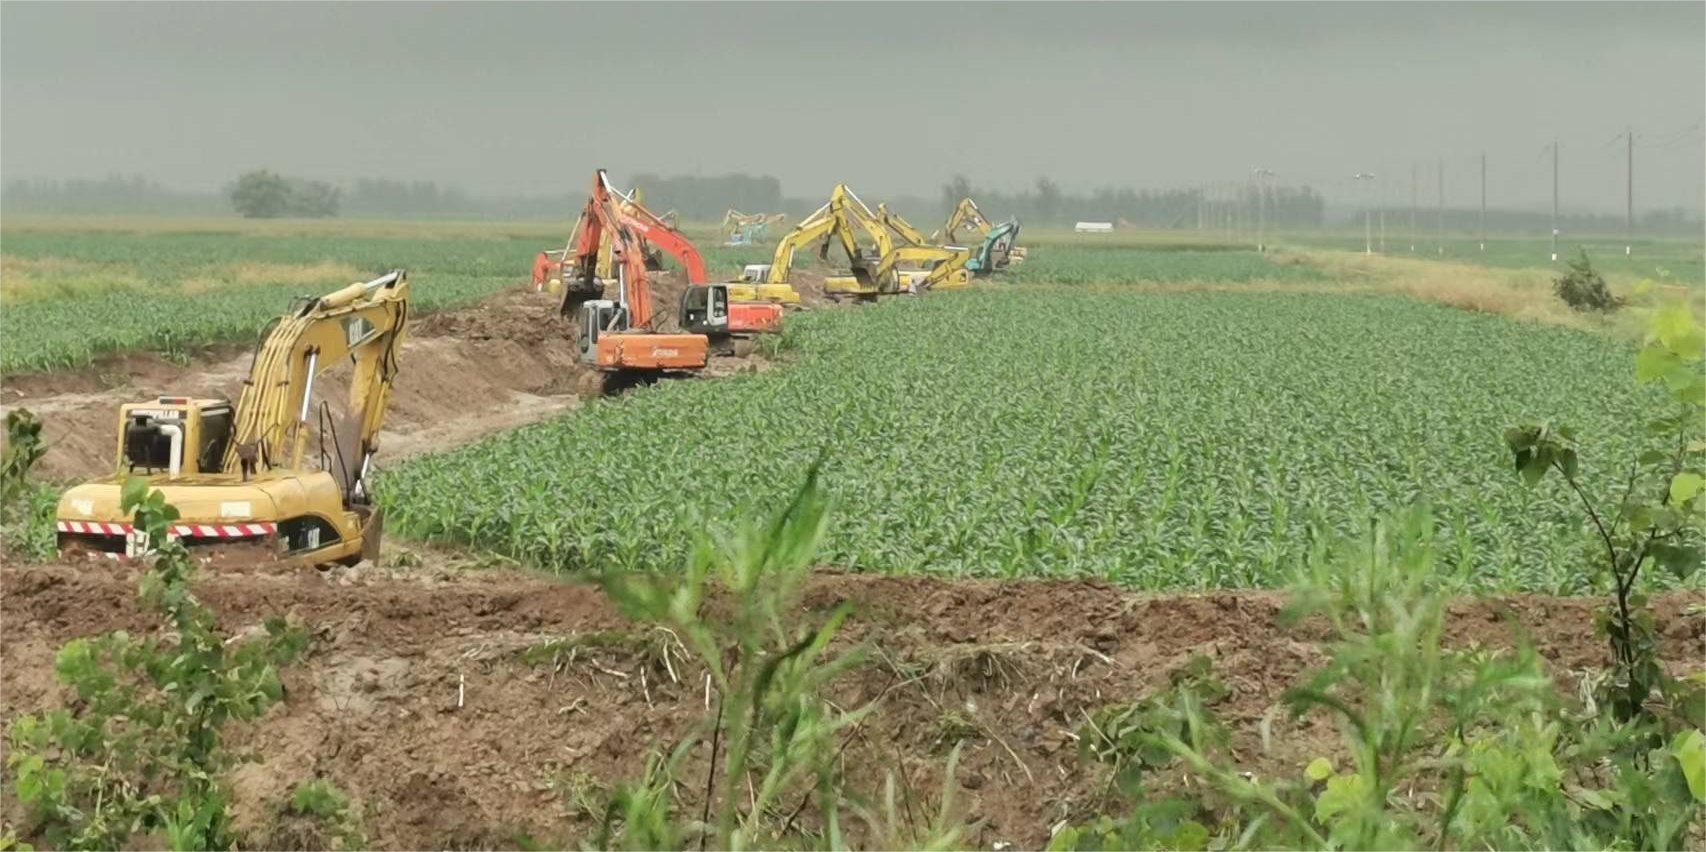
[
  {"x1": 228, "y1": 170, "x2": 293, "y2": 218},
  {"x1": 227, "y1": 170, "x2": 340, "y2": 218},
  {"x1": 1035, "y1": 177, "x2": 1062, "y2": 225},
  {"x1": 940, "y1": 175, "x2": 974, "y2": 218},
  {"x1": 288, "y1": 179, "x2": 340, "y2": 218}
]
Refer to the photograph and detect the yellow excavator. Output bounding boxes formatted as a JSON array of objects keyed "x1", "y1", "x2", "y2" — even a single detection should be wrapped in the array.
[
  {"x1": 56, "y1": 271, "x2": 411, "y2": 566},
  {"x1": 734, "y1": 185, "x2": 969, "y2": 304},
  {"x1": 874, "y1": 203, "x2": 973, "y2": 291},
  {"x1": 834, "y1": 193, "x2": 970, "y2": 297},
  {"x1": 731, "y1": 185, "x2": 879, "y2": 303}
]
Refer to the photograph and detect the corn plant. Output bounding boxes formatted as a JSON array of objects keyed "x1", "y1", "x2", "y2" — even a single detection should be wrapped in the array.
[
  {"x1": 383, "y1": 289, "x2": 1663, "y2": 594},
  {"x1": 0, "y1": 228, "x2": 557, "y2": 372},
  {"x1": 591, "y1": 463, "x2": 967, "y2": 850}
]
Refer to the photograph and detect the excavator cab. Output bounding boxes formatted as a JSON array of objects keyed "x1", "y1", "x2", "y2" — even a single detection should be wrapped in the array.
[
  {"x1": 679, "y1": 284, "x2": 731, "y2": 336},
  {"x1": 968, "y1": 219, "x2": 1024, "y2": 275},
  {"x1": 575, "y1": 299, "x2": 626, "y2": 364},
  {"x1": 117, "y1": 398, "x2": 234, "y2": 478}
]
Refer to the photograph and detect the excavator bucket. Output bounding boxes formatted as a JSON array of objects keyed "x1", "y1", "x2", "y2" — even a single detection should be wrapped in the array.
[
  {"x1": 360, "y1": 506, "x2": 385, "y2": 563},
  {"x1": 530, "y1": 252, "x2": 555, "y2": 292}
]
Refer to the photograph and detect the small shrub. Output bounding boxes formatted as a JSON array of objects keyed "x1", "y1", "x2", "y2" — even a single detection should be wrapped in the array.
[
  {"x1": 285, "y1": 779, "x2": 366, "y2": 850},
  {"x1": 5, "y1": 480, "x2": 308, "y2": 850},
  {"x1": 1553, "y1": 249, "x2": 1622, "y2": 312},
  {"x1": 1, "y1": 408, "x2": 58, "y2": 561}
]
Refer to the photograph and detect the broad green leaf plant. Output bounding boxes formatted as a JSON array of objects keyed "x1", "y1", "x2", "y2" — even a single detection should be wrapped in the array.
[{"x1": 5, "y1": 480, "x2": 308, "y2": 851}]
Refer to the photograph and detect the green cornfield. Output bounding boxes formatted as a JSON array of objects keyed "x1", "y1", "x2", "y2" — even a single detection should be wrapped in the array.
[
  {"x1": 1005, "y1": 247, "x2": 1330, "y2": 285},
  {"x1": 0, "y1": 230, "x2": 531, "y2": 372},
  {"x1": 379, "y1": 286, "x2": 1670, "y2": 593}
]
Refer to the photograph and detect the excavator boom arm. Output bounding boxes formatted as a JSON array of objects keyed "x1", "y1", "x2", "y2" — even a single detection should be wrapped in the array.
[
  {"x1": 571, "y1": 170, "x2": 661, "y2": 328},
  {"x1": 877, "y1": 203, "x2": 930, "y2": 247},
  {"x1": 225, "y1": 271, "x2": 410, "y2": 489},
  {"x1": 763, "y1": 202, "x2": 840, "y2": 285},
  {"x1": 932, "y1": 198, "x2": 994, "y2": 243},
  {"x1": 615, "y1": 193, "x2": 708, "y2": 284}
]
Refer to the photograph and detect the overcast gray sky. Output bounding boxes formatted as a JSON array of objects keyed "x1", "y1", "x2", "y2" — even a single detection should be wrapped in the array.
[{"x1": 3, "y1": 1, "x2": 1702, "y2": 213}]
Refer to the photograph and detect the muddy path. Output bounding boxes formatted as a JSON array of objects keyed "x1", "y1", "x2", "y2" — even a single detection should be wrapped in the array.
[
  {"x1": 0, "y1": 279, "x2": 791, "y2": 483},
  {"x1": 4, "y1": 560, "x2": 1701, "y2": 850}
]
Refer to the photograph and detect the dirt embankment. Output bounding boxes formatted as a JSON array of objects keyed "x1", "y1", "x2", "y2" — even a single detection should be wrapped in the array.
[
  {"x1": 3, "y1": 561, "x2": 1700, "y2": 850},
  {"x1": 0, "y1": 282, "x2": 783, "y2": 483}
]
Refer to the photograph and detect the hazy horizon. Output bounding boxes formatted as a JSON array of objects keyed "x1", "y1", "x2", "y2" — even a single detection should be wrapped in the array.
[{"x1": 3, "y1": 2, "x2": 1702, "y2": 216}]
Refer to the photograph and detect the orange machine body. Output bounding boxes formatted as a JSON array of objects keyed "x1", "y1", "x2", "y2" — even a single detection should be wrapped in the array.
[
  {"x1": 593, "y1": 332, "x2": 710, "y2": 369},
  {"x1": 729, "y1": 303, "x2": 782, "y2": 333}
]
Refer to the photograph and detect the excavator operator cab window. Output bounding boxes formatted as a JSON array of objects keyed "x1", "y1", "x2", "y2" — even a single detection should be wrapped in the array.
[
  {"x1": 680, "y1": 287, "x2": 729, "y2": 333},
  {"x1": 577, "y1": 300, "x2": 622, "y2": 356},
  {"x1": 196, "y1": 405, "x2": 233, "y2": 474},
  {"x1": 124, "y1": 414, "x2": 183, "y2": 474}
]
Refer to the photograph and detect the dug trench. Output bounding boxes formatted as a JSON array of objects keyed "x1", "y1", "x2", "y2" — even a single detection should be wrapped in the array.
[
  {"x1": 0, "y1": 268, "x2": 835, "y2": 483},
  {"x1": 2, "y1": 559, "x2": 1702, "y2": 850}
]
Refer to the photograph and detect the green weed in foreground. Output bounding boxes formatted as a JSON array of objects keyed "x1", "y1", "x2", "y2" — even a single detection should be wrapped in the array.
[
  {"x1": 1053, "y1": 506, "x2": 1704, "y2": 852},
  {"x1": 380, "y1": 288, "x2": 1681, "y2": 593},
  {"x1": 6, "y1": 482, "x2": 308, "y2": 851}
]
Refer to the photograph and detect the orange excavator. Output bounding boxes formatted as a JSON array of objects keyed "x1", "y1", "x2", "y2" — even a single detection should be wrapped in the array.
[
  {"x1": 606, "y1": 183, "x2": 783, "y2": 355},
  {"x1": 531, "y1": 186, "x2": 666, "y2": 293},
  {"x1": 560, "y1": 170, "x2": 709, "y2": 397}
]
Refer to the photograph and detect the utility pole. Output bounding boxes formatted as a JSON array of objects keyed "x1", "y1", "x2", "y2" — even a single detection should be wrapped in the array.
[
  {"x1": 1223, "y1": 184, "x2": 1233, "y2": 242},
  {"x1": 1436, "y1": 159, "x2": 1444, "y2": 256},
  {"x1": 1378, "y1": 175, "x2": 1386, "y2": 253},
  {"x1": 1353, "y1": 172, "x2": 1376, "y2": 254},
  {"x1": 1197, "y1": 185, "x2": 1204, "y2": 230},
  {"x1": 1479, "y1": 152, "x2": 1486, "y2": 252},
  {"x1": 1550, "y1": 139, "x2": 1559, "y2": 262},
  {"x1": 1626, "y1": 127, "x2": 1634, "y2": 257},
  {"x1": 1252, "y1": 168, "x2": 1275, "y2": 252},
  {"x1": 1409, "y1": 163, "x2": 1418, "y2": 252}
]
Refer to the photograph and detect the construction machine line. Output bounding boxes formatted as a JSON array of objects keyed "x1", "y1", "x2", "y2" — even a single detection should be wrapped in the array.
[
  {"x1": 738, "y1": 185, "x2": 971, "y2": 304},
  {"x1": 736, "y1": 185, "x2": 883, "y2": 304},
  {"x1": 56, "y1": 271, "x2": 412, "y2": 565}
]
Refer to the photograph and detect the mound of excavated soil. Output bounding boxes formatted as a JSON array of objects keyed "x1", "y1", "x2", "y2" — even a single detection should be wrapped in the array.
[
  {"x1": 0, "y1": 284, "x2": 775, "y2": 483},
  {"x1": 3, "y1": 561, "x2": 1699, "y2": 850}
]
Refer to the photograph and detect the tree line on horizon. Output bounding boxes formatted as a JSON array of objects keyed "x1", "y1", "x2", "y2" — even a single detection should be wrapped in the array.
[{"x1": 3, "y1": 172, "x2": 1700, "y2": 236}]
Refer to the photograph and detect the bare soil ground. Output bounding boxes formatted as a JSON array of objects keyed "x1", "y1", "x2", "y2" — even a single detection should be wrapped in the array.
[{"x1": 3, "y1": 558, "x2": 1700, "y2": 850}]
